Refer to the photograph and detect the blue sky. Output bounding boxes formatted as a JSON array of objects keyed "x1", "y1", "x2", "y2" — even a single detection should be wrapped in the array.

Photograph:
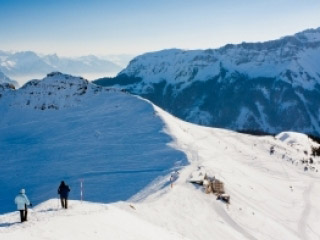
[{"x1": 1, "y1": 0, "x2": 320, "y2": 56}]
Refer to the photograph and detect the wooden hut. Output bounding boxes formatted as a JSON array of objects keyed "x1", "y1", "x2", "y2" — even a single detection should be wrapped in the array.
[{"x1": 211, "y1": 180, "x2": 225, "y2": 194}]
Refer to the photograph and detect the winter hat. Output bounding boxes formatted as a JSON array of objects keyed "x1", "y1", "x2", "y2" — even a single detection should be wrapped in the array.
[{"x1": 20, "y1": 189, "x2": 25, "y2": 194}]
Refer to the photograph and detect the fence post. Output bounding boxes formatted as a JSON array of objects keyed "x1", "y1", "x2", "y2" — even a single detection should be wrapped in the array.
[{"x1": 80, "y1": 179, "x2": 83, "y2": 203}]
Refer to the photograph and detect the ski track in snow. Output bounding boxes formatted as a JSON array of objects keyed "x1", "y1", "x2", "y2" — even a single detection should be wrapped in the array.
[
  {"x1": 298, "y1": 182, "x2": 314, "y2": 240},
  {"x1": 212, "y1": 202, "x2": 258, "y2": 240}
]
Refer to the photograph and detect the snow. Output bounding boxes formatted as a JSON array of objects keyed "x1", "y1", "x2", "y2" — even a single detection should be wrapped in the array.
[
  {"x1": 234, "y1": 107, "x2": 253, "y2": 129},
  {"x1": 0, "y1": 200, "x2": 188, "y2": 240},
  {"x1": 188, "y1": 166, "x2": 207, "y2": 183},
  {"x1": 132, "y1": 106, "x2": 320, "y2": 240},
  {"x1": 1, "y1": 73, "x2": 320, "y2": 239},
  {"x1": 185, "y1": 106, "x2": 212, "y2": 125},
  {"x1": 275, "y1": 132, "x2": 318, "y2": 154},
  {"x1": 294, "y1": 27, "x2": 320, "y2": 43},
  {"x1": 255, "y1": 102, "x2": 270, "y2": 131}
]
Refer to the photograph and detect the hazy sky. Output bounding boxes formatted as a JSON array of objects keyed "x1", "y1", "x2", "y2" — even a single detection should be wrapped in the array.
[{"x1": 1, "y1": 0, "x2": 320, "y2": 56}]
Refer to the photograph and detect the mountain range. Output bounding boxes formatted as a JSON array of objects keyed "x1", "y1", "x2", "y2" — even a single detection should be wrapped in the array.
[
  {"x1": 0, "y1": 50, "x2": 123, "y2": 84},
  {"x1": 94, "y1": 27, "x2": 320, "y2": 137}
]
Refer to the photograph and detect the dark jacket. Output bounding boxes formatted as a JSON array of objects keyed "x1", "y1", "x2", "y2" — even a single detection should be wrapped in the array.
[{"x1": 58, "y1": 182, "x2": 70, "y2": 198}]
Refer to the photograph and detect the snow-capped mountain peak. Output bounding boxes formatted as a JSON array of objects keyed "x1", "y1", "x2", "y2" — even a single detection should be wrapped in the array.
[
  {"x1": 118, "y1": 27, "x2": 320, "y2": 89},
  {"x1": 1, "y1": 72, "x2": 109, "y2": 110}
]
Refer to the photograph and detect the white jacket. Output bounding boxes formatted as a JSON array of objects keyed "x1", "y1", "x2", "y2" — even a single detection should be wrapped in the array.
[{"x1": 15, "y1": 193, "x2": 30, "y2": 210}]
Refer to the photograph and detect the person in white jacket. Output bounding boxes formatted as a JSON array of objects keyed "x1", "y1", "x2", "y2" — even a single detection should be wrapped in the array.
[{"x1": 14, "y1": 189, "x2": 32, "y2": 222}]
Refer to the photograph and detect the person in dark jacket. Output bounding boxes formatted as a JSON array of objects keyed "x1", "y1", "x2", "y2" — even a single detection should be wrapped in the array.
[{"x1": 58, "y1": 181, "x2": 70, "y2": 209}]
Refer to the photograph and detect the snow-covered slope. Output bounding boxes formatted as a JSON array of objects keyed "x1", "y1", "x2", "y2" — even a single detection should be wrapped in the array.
[
  {"x1": 95, "y1": 27, "x2": 320, "y2": 137},
  {"x1": 0, "y1": 51, "x2": 122, "y2": 84},
  {"x1": 1, "y1": 104, "x2": 320, "y2": 240},
  {"x1": 132, "y1": 111, "x2": 320, "y2": 240},
  {"x1": 0, "y1": 72, "x2": 186, "y2": 214},
  {"x1": 0, "y1": 200, "x2": 189, "y2": 240},
  {"x1": 0, "y1": 72, "x2": 18, "y2": 88}
]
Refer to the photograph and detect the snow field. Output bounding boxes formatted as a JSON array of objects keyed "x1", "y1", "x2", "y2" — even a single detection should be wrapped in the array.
[{"x1": 1, "y1": 103, "x2": 320, "y2": 239}]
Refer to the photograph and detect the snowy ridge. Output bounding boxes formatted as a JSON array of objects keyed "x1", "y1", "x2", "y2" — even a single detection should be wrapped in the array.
[
  {"x1": 95, "y1": 27, "x2": 320, "y2": 136},
  {"x1": 4, "y1": 72, "x2": 106, "y2": 110}
]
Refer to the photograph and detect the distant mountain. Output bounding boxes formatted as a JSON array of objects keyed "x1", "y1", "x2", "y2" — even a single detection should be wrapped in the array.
[
  {"x1": 103, "y1": 54, "x2": 137, "y2": 68},
  {"x1": 0, "y1": 71, "x2": 18, "y2": 88},
  {"x1": 95, "y1": 27, "x2": 320, "y2": 137},
  {"x1": 42, "y1": 54, "x2": 122, "y2": 73},
  {"x1": 0, "y1": 51, "x2": 123, "y2": 82}
]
